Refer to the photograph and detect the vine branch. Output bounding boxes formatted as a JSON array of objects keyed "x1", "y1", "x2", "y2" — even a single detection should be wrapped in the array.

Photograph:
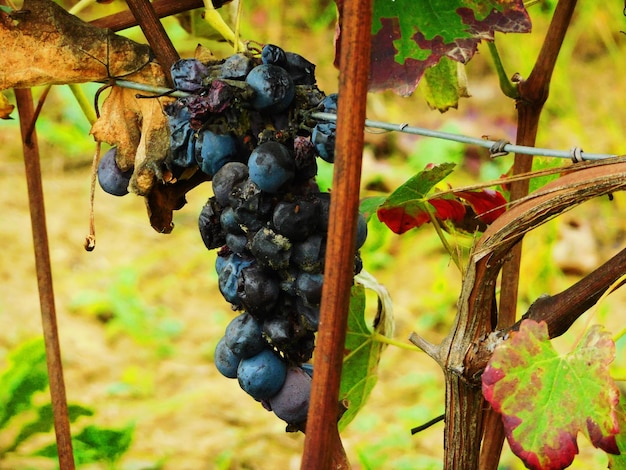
[
  {"x1": 482, "y1": 1, "x2": 579, "y2": 467},
  {"x1": 124, "y1": 0, "x2": 180, "y2": 86}
]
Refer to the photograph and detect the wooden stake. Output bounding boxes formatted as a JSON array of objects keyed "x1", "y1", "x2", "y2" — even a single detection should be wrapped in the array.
[
  {"x1": 300, "y1": 0, "x2": 372, "y2": 468},
  {"x1": 15, "y1": 88, "x2": 76, "y2": 470}
]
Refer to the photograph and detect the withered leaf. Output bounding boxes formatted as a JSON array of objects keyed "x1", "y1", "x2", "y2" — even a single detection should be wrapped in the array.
[
  {"x1": 0, "y1": 0, "x2": 151, "y2": 90},
  {"x1": 90, "y1": 63, "x2": 175, "y2": 196},
  {"x1": 0, "y1": 91, "x2": 14, "y2": 119}
]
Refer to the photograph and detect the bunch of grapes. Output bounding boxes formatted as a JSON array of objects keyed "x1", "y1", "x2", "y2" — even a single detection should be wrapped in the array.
[{"x1": 97, "y1": 44, "x2": 366, "y2": 427}]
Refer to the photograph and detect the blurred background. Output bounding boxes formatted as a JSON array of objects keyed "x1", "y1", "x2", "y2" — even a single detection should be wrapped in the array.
[{"x1": 1, "y1": 0, "x2": 625, "y2": 468}]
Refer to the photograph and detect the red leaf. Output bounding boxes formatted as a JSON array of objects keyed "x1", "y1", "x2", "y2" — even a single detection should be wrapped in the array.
[
  {"x1": 377, "y1": 197, "x2": 466, "y2": 234},
  {"x1": 377, "y1": 205, "x2": 423, "y2": 234},
  {"x1": 455, "y1": 189, "x2": 507, "y2": 224},
  {"x1": 430, "y1": 198, "x2": 466, "y2": 223}
]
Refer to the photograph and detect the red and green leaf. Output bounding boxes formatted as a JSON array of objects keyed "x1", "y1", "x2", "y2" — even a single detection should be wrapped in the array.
[
  {"x1": 374, "y1": 163, "x2": 506, "y2": 234},
  {"x1": 482, "y1": 320, "x2": 620, "y2": 470},
  {"x1": 608, "y1": 393, "x2": 626, "y2": 469},
  {"x1": 335, "y1": 0, "x2": 531, "y2": 98}
]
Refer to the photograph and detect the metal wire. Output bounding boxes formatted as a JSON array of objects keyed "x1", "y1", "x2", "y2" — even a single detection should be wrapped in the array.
[
  {"x1": 109, "y1": 79, "x2": 620, "y2": 162},
  {"x1": 310, "y1": 112, "x2": 618, "y2": 162}
]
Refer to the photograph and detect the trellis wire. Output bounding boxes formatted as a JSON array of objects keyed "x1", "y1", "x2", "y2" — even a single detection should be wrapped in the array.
[{"x1": 111, "y1": 79, "x2": 619, "y2": 162}]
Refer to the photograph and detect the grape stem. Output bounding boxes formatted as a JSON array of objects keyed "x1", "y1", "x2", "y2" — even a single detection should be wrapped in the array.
[{"x1": 372, "y1": 333, "x2": 422, "y2": 352}]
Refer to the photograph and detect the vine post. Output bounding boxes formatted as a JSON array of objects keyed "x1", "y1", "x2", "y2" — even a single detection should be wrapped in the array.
[
  {"x1": 15, "y1": 89, "x2": 76, "y2": 470},
  {"x1": 301, "y1": 0, "x2": 372, "y2": 468}
]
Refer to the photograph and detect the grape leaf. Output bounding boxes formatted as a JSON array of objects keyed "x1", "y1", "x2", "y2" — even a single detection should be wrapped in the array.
[
  {"x1": 375, "y1": 163, "x2": 507, "y2": 234},
  {"x1": 0, "y1": 92, "x2": 14, "y2": 119},
  {"x1": 376, "y1": 162, "x2": 456, "y2": 233},
  {"x1": 608, "y1": 393, "x2": 626, "y2": 469},
  {"x1": 482, "y1": 320, "x2": 620, "y2": 470},
  {"x1": 0, "y1": 0, "x2": 151, "y2": 90},
  {"x1": 339, "y1": 271, "x2": 393, "y2": 430},
  {"x1": 335, "y1": 0, "x2": 531, "y2": 97},
  {"x1": 454, "y1": 188, "x2": 507, "y2": 224},
  {"x1": 420, "y1": 57, "x2": 470, "y2": 111}
]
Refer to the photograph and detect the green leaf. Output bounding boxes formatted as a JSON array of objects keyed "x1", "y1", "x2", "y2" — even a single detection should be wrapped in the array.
[
  {"x1": 482, "y1": 320, "x2": 620, "y2": 469},
  {"x1": 359, "y1": 196, "x2": 387, "y2": 222},
  {"x1": 34, "y1": 424, "x2": 135, "y2": 465},
  {"x1": 8, "y1": 404, "x2": 93, "y2": 454},
  {"x1": 0, "y1": 338, "x2": 48, "y2": 429},
  {"x1": 376, "y1": 163, "x2": 456, "y2": 234},
  {"x1": 420, "y1": 57, "x2": 470, "y2": 112},
  {"x1": 339, "y1": 272, "x2": 393, "y2": 430},
  {"x1": 382, "y1": 163, "x2": 455, "y2": 209}
]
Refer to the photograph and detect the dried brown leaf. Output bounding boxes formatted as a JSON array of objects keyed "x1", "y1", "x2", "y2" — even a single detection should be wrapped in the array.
[
  {"x1": 0, "y1": 92, "x2": 14, "y2": 119},
  {"x1": 0, "y1": 0, "x2": 151, "y2": 90},
  {"x1": 90, "y1": 63, "x2": 175, "y2": 196}
]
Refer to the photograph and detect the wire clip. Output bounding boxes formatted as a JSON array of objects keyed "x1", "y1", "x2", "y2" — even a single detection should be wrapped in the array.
[
  {"x1": 489, "y1": 139, "x2": 510, "y2": 158},
  {"x1": 570, "y1": 146, "x2": 584, "y2": 163}
]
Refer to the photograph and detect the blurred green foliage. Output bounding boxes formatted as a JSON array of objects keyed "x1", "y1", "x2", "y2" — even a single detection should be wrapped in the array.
[
  {"x1": 69, "y1": 268, "x2": 184, "y2": 358},
  {"x1": 0, "y1": 338, "x2": 134, "y2": 469}
]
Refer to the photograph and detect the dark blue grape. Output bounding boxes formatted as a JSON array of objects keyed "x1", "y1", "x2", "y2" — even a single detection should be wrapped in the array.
[
  {"x1": 296, "y1": 297, "x2": 320, "y2": 331},
  {"x1": 204, "y1": 80, "x2": 234, "y2": 114},
  {"x1": 262, "y1": 316, "x2": 292, "y2": 346},
  {"x1": 296, "y1": 272, "x2": 324, "y2": 306},
  {"x1": 238, "y1": 264, "x2": 281, "y2": 315},
  {"x1": 195, "y1": 130, "x2": 239, "y2": 176},
  {"x1": 225, "y1": 233, "x2": 248, "y2": 255},
  {"x1": 212, "y1": 162, "x2": 248, "y2": 207},
  {"x1": 214, "y1": 337, "x2": 241, "y2": 379},
  {"x1": 291, "y1": 234, "x2": 324, "y2": 273},
  {"x1": 198, "y1": 197, "x2": 226, "y2": 250},
  {"x1": 248, "y1": 142, "x2": 295, "y2": 193},
  {"x1": 97, "y1": 147, "x2": 132, "y2": 196},
  {"x1": 356, "y1": 212, "x2": 368, "y2": 249},
  {"x1": 237, "y1": 349, "x2": 287, "y2": 400},
  {"x1": 354, "y1": 252, "x2": 363, "y2": 275},
  {"x1": 220, "y1": 207, "x2": 244, "y2": 235},
  {"x1": 170, "y1": 59, "x2": 209, "y2": 92},
  {"x1": 216, "y1": 253, "x2": 253, "y2": 305},
  {"x1": 261, "y1": 44, "x2": 287, "y2": 67},
  {"x1": 285, "y1": 52, "x2": 316, "y2": 85},
  {"x1": 272, "y1": 198, "x2": 318, "y2": 241},
  {"x1": 224, "y1": 313, "x2": 266, "y2": 358},
  {"x1": 268, "y1": 366, "x2": 312, "y2": 424},
  {"x1": 250, "y1": 227, "x2": 292, "y2": 271},
  {"x1": 311, "y1": 122, "x2": 336, "y2": 163},
  {"x1": 221, "y1": 53, "x2": 254, "y2": 79},
  {"x1": 245, "y1": 64, "x2": 295, "y2": 113},
  {"x1": 315, "y1": 192, "x2": 331, "y2": 232}
]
